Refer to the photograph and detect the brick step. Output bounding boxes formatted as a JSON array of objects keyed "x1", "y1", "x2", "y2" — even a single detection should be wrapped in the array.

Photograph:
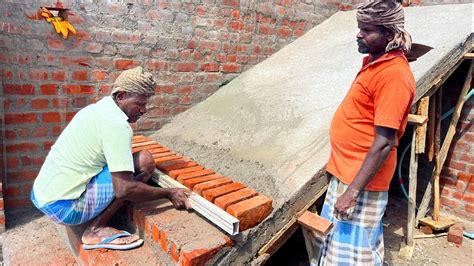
[
  {"x1": 54, "y1": 208, "x2": 173, "y2": 266},
  {"x1": 133, "y1": 199, "x2": 233, "y2": 265},
  {"x1": 132, "y1": 135, "x2": 273, "y2": 231}
]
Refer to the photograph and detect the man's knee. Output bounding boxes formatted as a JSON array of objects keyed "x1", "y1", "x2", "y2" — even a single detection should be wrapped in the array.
[{"x1": 133, "y1": 150, "x2": 155, "y2": 182}]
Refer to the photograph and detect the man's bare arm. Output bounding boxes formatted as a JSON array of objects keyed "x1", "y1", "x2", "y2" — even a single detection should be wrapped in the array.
[
  {"x1": 111, "y1": 171, "x2": 190, "y2": 209},
  {"x1": 334, "y1": 126, "x2": 397, "y2": 218}
]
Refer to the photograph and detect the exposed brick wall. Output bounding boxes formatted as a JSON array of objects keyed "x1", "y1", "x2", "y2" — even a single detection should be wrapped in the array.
[
  {"x1": 0, "y1": 0, "x2": 467, "y2": 222},
  {"x1": 0, "y1": 0, "x2": 340, "y2": 214},
  {"x1": 439, "y1": 65, "x2": 473, "y2": 221}
]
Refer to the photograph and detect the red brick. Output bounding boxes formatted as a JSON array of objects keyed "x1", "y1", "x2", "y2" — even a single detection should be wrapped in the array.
[
  {"x1": 42, "y1": 112, "x2": 61, "y2": 123},
  {"x1": 152, "y1": 225, "x2": 160, "y2": 243},
  {"x1": 157, "y1": 160, "x2": 198, "y2": 173},
  {"x1": 160, "y1": 231, "x2": 167, "y2": 252},
  {"x1": 60, "y1": 56, "x2": 93, "y2": 68},
  {"x1": 52, "y1": 98, "x2": 68, "y2": 108},
  {"x1": 215, "y1": 188, "x2": 258, "y2": 210},
  {"x1": 151, "y1": 152, "x2": 176, "y2": 159},
  {"x1": 5, "y1": 113, "x2": 37, "y2": 124},
  {"x1": 44, "y1": 140, "x2": 54, "y2": 150},
  {"x1": 168, "y1": 166, "x2": 204, "y2": 179},
  {"x1": 440, "y1": 196, "x2": 459, "y2": 208},
  {"x1": 193, "y1": 178, "x2": 233, "y2": 195},
  {"x1": 91, "y1": 70, "x2": 108, "y2": 81},
  {"x1": 200, "y1": 41, "x2": 220, "y2": 51},
  {"x1": 63, "y1": 84, "x2": 95, "y2": 94},
  {"x1": 175, "y1": 62, "x2": 196, "y2": 72},
  {"x1": 453, "y1": 192, "x2": 463, "y2": 200},
  {"x1": 200, "y1": 62, "x2": 219, "y2": 72},
  {"x1": 114, "y1": 59, "x2": 139, "y2": 70},
  {"x1": 468, "y1": 183, "x2": 474, "y2": 193},
  {"x1": 4, "y1": 84, "x2": 34, "y2": 95},
  {"x1": 47, "y1": 38, "x2": 64, "y2": 51},
  {"x1": 146, "y1": 60, "x2": 169, "y2": 71},
  {"x1": 182, "y1": 174, "x2": 223, "y2": 189},
  {"x1": 170, "y1": 242, "x2": 180, "y2": 262},
  {"x1": 0, "y1": 199, "x2": 4, "y2": 210},
  {"x1": 72, "y1": 70, "x2": 88, "y2": 81},
  {"x1": 29, "y1": 70, "x2": 48, "y2": 81},
  {"x1": 4, "y1": 185, "x2": 20, "y2": 197},
  {"x1": 66, "y1": 112, "x2": 76, "y2": 122},
  {"x1": 40, "y1": 84, "x2": 58, "y2": 95},
  {"x1": 203, "y1": 182, "x2": 246, "y2": 202},
  {"x1": 5, "y1": 198, "x2": 33, "y2": 209},
  {"x1": 463, "y1": 194, "x2": 474, "y2": 203},
  {"x1": 148, "y1": 147, "x2": 170, "y2": 154},
  {"x1": 132, "y1": 144, "x2": 162, "y2": 153},
  {"x1": 6, "y1": 157, "x2": 19, "y2": 168},
  {"x1": 441, "y1": 177, "x2": 464, "y2": 190},
  {"x1": 177, "y1": 169, "x2": 215, "y2": 183},
  {"x1": 154, "y1": 155, "x2": 183, "y2": 165},
  {"x1": 181, "y1": 247, "x2": 222, "y2": 266},
  {"x1": 227, "y1": 195, "x2": 273, "y2": 231},
  {"x1": 458, "y1": 172, "x2": 473, "y2": 183},
  {"x1": 31, "y1": 99, "x2": 49, "y2": 109},
  {"x1": 447, "y1": 223, "x2": 464, "y2": 245},
  {"x1": 222, "y1": 63, "x2": 241, "y2": 73},
  {"x1": 465, "y1": 204, "x2": 474, "y2": 213}
]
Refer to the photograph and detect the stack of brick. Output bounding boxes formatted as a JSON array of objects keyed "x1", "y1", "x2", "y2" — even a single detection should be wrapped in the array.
[
  {"x1": 0, "y1": 183, "x2": 4, "y2": 233},
  {"x1": 132, "y1": 135, "x2": 273, "y2": 231}
]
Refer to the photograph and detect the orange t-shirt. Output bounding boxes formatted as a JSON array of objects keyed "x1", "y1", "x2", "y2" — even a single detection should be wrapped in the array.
[{"x1": 326, "y1": 50, "x2": 415, "y2": 191}]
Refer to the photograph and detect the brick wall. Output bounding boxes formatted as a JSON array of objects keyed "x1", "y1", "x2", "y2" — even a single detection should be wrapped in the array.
[
  {"x1": 0, "y1": 0, "x2": 467, "y2": 223},
  {"x1": 439, "y1": 62, "x2": 473, "y2": 220},
  {"x1": 0, "y1": 0, "x2": 341, "y2": 215}
]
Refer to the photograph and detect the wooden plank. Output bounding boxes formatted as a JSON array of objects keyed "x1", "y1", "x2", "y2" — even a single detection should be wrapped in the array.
[
  {"x1": 432, "y1": 87, "x2": 442, "y2": 221},
  {"x1": 433, "y1": 61, "x2": 472, "y2": 221},
  {"x1": 417, "y1": 88, "x2": 442, "y2": 223},
  {"x1": 407, "y1": 114, "x2": 428, "y2": 126},
  {"x1": 301, "y1": 228, "x2": 317, "y2": 265},
  {"x1": 427, "y1": 95, "x2": 437, "y2": 161},
  {"x1": 258, "y1": 184, "x2": 328, "y2": 257},
  {"x1": 464, "y1": 53, "x2": 474, "y2": 59},
  {"x1": 407, "y1": 129, "x2": 418, "y2": 246},
  {"x1": 297, "y1": 211, "x2": 333, "y2": 236},
  {"x1": 418, "y1": 61, "x2": 473, "y2": 223},
  {"x1": 415, "y1": 97, "x2": 429, "y2": 154}
]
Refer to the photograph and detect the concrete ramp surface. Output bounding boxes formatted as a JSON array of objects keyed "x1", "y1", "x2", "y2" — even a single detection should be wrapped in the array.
[{"x1": 150, "y1": 4, "x2": 472, "y2": 263}]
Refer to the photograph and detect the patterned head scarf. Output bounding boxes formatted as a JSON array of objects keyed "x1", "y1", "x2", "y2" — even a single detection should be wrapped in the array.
[
  {"x1": 356, "y1": 0, "x2": 412, "y2": 52},
  {"x1": 111, "y1": 66, "x2": 156, "y2": 97}
]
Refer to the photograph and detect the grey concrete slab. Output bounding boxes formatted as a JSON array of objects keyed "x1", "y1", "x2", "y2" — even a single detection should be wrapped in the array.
[{"x1": 149, "y1": 4, "x2": 472, "y2": 263}]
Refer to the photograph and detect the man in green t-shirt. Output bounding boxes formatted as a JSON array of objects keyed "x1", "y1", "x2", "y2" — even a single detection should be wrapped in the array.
[{"x1": 32, "y1": 66, "x2": 190, "y2": 250}]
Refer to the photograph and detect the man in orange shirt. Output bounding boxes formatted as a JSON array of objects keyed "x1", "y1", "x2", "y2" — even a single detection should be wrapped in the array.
[{"x1": 314, "y1": 1, "x2": 415, "y2": 265}]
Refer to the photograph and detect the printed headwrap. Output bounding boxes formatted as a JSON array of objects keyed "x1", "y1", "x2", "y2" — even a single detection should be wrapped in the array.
[
  {"x1": 111, "y1": 66, "x2": 156, "y2": 97},
  {"x1": 357, "y1": 0, "x2": 412, "y2": 52}
]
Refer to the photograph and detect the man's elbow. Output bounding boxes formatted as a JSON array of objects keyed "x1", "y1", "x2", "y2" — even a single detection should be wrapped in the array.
[{"x1": 114, "y1": 181, "x2": 137, "y2": 199}]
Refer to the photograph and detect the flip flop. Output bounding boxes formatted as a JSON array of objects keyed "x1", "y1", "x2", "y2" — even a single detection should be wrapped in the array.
[{"x1": 82, "y1": 231, "x2": 144, "y2": 250}]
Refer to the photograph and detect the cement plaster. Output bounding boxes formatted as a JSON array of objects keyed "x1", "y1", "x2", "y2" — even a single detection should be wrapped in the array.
[{"x1": 149, "y1": 4, "x2": 472, "y2": 264}]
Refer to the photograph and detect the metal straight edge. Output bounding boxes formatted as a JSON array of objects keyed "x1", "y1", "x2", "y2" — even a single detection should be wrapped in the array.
[{"x1": 152, "y1": 169, "x2": 240, "y2": 236}]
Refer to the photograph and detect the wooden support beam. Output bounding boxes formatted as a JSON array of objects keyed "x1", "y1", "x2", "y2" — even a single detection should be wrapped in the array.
[
  {"x1": 427, "y1": 95, "x2": 437, "y2": 161},
  {"x1": 258, "y1": 184, "x2": 328, "y2": 257},
  {"x1": 417, "y1": 61, "x2": 473, "y2": 224},
  {"x1": 297, "y1": 211, "x2": 333, "y2": 236},
  {"x1": 406, "y1": 129, "x2": 418, "y2": 246},
  {"x1": 415, "y1": 97, "x2": 429, "y2": 154},
  {"x1": 464, "y1": 53, "x2": 474, "y2": 59},
  {"x1": 433, "y1": 61, "x2": 472, "y2": 221},
  {"x1": 407, "y1": 114, "x2": 428, "y2": 126}
]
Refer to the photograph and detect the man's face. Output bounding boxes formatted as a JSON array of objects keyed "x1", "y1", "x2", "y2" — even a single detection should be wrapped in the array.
[
  {"x1": 356, "y1": 22, "x2": 392, "y2": 57},
  {"x1": 116, "y1": 92, "x2": 150, "y2": 123}
]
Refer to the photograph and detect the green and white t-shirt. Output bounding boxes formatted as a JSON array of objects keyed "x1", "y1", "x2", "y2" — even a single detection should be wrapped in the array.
[{"x1": 33, "y1": 96, "x2": 135, "y2": 207}]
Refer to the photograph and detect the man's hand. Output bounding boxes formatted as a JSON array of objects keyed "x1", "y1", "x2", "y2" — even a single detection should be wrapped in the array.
[
  {"x1": 334, "y1": 188, "x2": 359, "y2": 221},
  {"x1": 167, "y1": 188, "x2": 192, "y2": 210}
]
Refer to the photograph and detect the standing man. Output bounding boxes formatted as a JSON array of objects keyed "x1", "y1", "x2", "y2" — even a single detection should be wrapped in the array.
[
  {"x1": 315, "y1": 1, "x2": 415, "y2": 265},
  {"x1": 31, "y1": 66, "x2": 190, "y2": 250}
]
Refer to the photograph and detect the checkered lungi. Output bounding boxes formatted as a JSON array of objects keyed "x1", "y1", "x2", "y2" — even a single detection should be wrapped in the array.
[
  {"x1": 313, "y1": 175, "x2": 388, "y2": 266},
  {"x1": 31, "y1": 166, "x2": 115, "y2": 225}
]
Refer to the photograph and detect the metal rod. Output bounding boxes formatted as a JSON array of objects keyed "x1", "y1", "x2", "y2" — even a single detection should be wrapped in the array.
[{"x1": 152, "y1": 170, "x2": 240, "y2": 236}]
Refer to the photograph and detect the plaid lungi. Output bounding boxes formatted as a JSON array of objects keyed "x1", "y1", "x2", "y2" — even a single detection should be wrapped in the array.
[
  {"x1": 313, "y1": 175, "x2": 388, "y2": 266},
  {"x1": 31, "y1": 166, "x2": 115, "y2": 225}
]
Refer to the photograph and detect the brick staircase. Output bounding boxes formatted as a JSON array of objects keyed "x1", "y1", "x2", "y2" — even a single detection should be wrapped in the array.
[{"x1": 44, "y1": 135, "x2": 274, "y2": 265}]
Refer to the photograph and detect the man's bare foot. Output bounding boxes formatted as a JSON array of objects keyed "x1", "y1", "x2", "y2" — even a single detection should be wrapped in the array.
[{"x1": 82, "y1": 226, "x2": 139, "y2": 245}]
